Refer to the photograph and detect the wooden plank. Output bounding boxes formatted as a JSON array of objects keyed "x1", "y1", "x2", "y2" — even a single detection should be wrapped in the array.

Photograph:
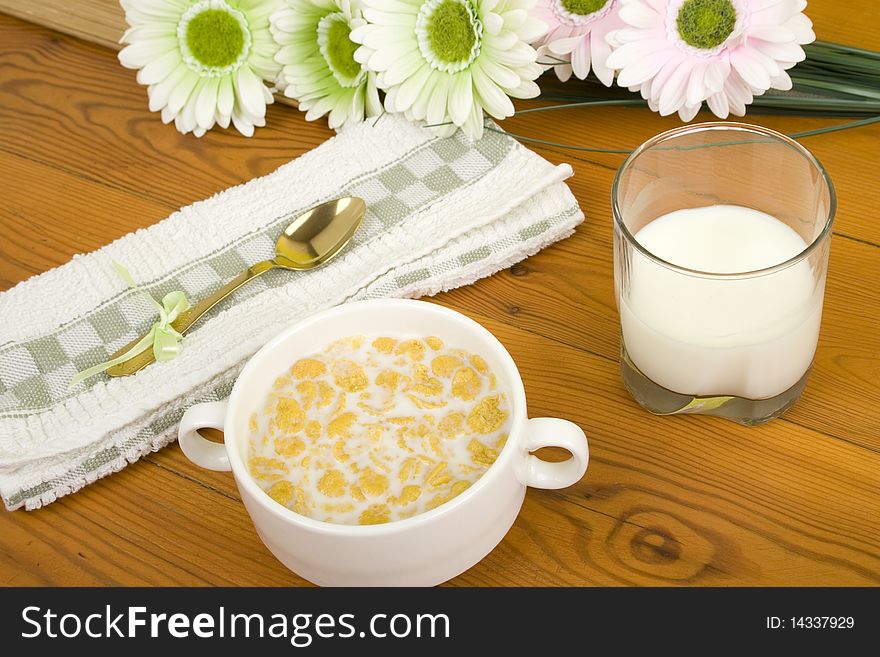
[
  {"x1": 1, "y1": 6, "x2": 879, "y2": 586},
  {"x1": 4, "y1": 145, "x2": 876, "y2": 451},
  {"x1": 433, "y1": 226, "x2": 880, "y2": 450},
  {"x1": 2, "y1": 9, "x2": 878, "y2": 245},
  {"x1": 0, "y1": 20, "x2": 316, "y2": 210},
  {"x1": 0, "y1": 0, "x2": 125, "y2": 51},
  {"x1": 4, "y1": 315, "x2": 879, "y2": 585},
  {"x1": 2, "y1": 128, "x2": 877, "y2": 450}
]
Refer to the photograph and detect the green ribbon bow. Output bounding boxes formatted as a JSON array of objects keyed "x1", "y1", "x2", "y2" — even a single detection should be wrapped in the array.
[{"x1": 70, "y1": 263, "x2": 191, "y2": 387}]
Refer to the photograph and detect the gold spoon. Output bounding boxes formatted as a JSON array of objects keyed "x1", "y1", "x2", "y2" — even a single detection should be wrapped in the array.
[{"x1": 106, "y1": 196, "x2": 366, "y2": 377}]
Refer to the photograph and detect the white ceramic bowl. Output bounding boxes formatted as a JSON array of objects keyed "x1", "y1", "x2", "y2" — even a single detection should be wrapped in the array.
[{"x1": 178, "y1": 299, "x2": 588, "y2": 586}]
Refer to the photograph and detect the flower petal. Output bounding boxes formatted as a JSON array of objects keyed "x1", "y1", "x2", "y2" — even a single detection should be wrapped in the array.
[
  {"x1": 518, "y1": 17, "x2": 548, "y2": 43},
  {"x1": 365, "y1": 75, "x2": 383, "y2": 116},
  {"x1": 785, "y1": 13, "x2": 815, "y2": 44},
  {"x1": 447, "y1": 70, "x2": 473, "y2": 126},
  {"x1": 678, "y1": 102, "x2": 701, "y2": 122},
  {"x1": 160, "y1": 104, "x2": 176, "y2": 124},
  {"x1": 350, "y1": 86, "x2": 366, "y2": 124},
  {"x1": 195, "y1": 77, "x2": 220, "y2": 130},
  {"x1": 118, "y1": 37, "x2": 178, "y2": 69},
  {"x1": 363, "y1": 8, "x2": 419, "y2": 25},
  {"x1": 702, "y1": 58, "x2": 730, "y2": 94},
  {"x1": 747, "y1": 24, "x2": 795, "y2": 42},
  {"x1": 460, "y1": 97, "x2": 484, "y2": 141},
  {"x1": 235, "y1": 66, "x2": 266, "y2": 119},
  {"x1": 606, "y1": 39, "x2": 667, "y2": 71},
  {"x1": 378, "y1": 50, "x2": 424, "y2": 86},
  {"x1": 475, "y1": 58, "x2": 520, "y2": 90},
  {"x1": 148, "y1": 63, "x2": 188, "y2": 112},
  {"x1": 769, "y1": 70, "x2": 792, "y2": 91},
  {"x1": 167, "y1": 70, "x2": 199, "y2": 115},
  {"x1": 547, "y1": 36, "x2": 582, "y2": 57},
  {"x1": 706, "y1": 92, "x2": 729, "y2": 119},
  {"x1": 482, "y1": 11, "x2": 504, "y2": 35},
  {"x1": 177, "y1": 81, "x2": 202, "y2": 134},
  {"x1": 410, "y1": 74, "x2": 436, "y2": 119},
  {"x1": 426, "y1": 75, "x2": 451, "y2": 126},
  {"x1": 730, "y1": 50, "x2": 773, "y2": 91},
  {"x1": 136, "y1": 49, "x2": 180, "y2": 86},
  {"x1": 496, "y1": 42, "x2": 541, "y2": 68},
  {"x1": 393, "y1": 64, "x2": 433, "y2": 115},
  {"x1": 657, "y1": 60, "x2": 691, "y2": 115},
  {"x1": 473, "y1": 66, "x2": 514, "y2": 119},
  {"x1": 217, "y1": 75, "x2": 235, "y2": 117},
  {"x1": 555, "y1": 62, "x2": 573, "y2": 82},
  {"x1": 685, "y1": 61, "x2": 708, "y2": 106},
  {"x1": 615, "y1": 50, "x2": 667, "y2": 88},
  {"x1": 619, "y1": 2, "x2": 660, "y2": 28},
  {"x1": 567, "y1": 38, "x2": 589, "y2": 80},
  {"x1": 752, "y1": 39, "x2": 806, "y2": 64},
  {"x1": 328, "y1": 90, "x2": 355, "y2": 130},
  {"x1": 505, "y1": 78, "x2": 540, "y2": 99},
  {"x1": 231, "y1": 107, "x2": 255, "y2": 137},
  {"x1": 590, "y1": 31, "x2": 615, "y2": 87}
]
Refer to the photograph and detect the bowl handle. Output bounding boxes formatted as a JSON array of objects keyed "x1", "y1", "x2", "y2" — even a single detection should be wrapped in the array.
[
  {"x1": 520, "y1": 418, "x2": 589, "y2": 489},
  {"x1": 178, "y1": 400, "x2": 231, "y2": 471}
]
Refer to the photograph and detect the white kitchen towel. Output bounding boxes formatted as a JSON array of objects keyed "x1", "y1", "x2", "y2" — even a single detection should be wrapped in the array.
[{"x1": 0, "y1": 115, "x2": 583, "y2": 510}]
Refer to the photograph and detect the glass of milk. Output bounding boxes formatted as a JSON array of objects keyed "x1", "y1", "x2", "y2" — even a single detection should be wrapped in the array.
[{"x1": 612, "y1": 123, "x2": 835, "y2": 425}]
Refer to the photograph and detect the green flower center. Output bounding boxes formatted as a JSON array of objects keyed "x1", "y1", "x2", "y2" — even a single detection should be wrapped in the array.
[
  {"x1": 416, "y1": 0, "x2": 483, "y2": 73},
  {"x1": 318, "y1": 13, "x2": 363, "y2": 87},
  {"x1": 560, "y1": 0, "x2": 610, "y2": 16},
  {"x1": 178, "y1": 1, "x2": 251, "y2": 76},
  {"x1": 428, "y1": 1, "x2": 476, "y2": 63},
  {"x1": 677, "y1": 0, "x2": 737, "y2": 50},
  {"x1": 186, "y1": 9, "x2": 246, "y2": 67}
]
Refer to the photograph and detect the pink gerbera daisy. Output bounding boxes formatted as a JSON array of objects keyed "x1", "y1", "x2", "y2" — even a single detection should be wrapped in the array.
[
  {"x1": 531, "y1": 0, "x2": 625, "y2": 85},
  {"x1": 606, "y1": 0, "x2": 815, "y2": 120}
]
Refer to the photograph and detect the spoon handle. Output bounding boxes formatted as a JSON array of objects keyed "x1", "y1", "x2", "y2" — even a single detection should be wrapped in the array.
[{"x1": 106, "y1": 259, "x2": 277, "y2": 377}]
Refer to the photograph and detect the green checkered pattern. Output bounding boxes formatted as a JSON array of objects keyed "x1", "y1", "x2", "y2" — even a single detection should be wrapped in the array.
[
  {"x1": 0, "y1": 128, "x2": 513, "y2": 418},
  {"x1": 1, "y1": 121, "x2": 585, "y2": 510},
  {"x1": 4, "y1": 202, "x2": 581, "y2": 510}
]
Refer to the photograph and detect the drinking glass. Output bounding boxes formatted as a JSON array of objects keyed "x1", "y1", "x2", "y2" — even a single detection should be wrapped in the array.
[{"x1": 612, "y1": 123, "x2": 835, "y2": 425}]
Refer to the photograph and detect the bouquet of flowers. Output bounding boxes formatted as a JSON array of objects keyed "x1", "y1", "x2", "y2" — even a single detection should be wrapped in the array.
[{"x1": 118, "y1": 0, "x2": 880, "y2": 139}]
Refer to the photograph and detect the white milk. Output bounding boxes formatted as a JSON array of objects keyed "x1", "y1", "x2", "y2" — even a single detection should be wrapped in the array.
[
  {"x1": 247, "y1": 335, "x2": 511, "y2": 525},
  {"x1": 619, "y1": 205, "x2": 823, "y2": 400}
]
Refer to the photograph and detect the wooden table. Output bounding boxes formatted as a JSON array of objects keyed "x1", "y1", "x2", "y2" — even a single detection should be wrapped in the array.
[{"x1": 1, "y1": 2, "x2": 878, "y2": 586}]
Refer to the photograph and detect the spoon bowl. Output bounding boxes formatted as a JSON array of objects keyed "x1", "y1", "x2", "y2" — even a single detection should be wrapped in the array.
[{"x1": 276, "y1": 197, "x2": 365, "y2": 268}]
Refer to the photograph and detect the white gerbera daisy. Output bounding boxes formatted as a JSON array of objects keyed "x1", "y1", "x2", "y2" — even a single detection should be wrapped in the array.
[
  {"x1": 271, "y1": 0, "x2": 381, "y2": 130},
  {"x1": 351, "y1": 0, "x2": 547, "y2": 140},
  {"x1": 606, "y1": 0, "x2": 815, "y2": 120},
  {"x1": 119, "y1": 0, "x2": 282, "y2": 137},
  {"x1": 532, "y1": 0, "x2": 625, "y2": 85}
]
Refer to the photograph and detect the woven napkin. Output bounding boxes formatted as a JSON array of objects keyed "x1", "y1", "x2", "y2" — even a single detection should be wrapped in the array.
[{"x1": 0, "y1": 115, "x2": 583, "y2": 510}]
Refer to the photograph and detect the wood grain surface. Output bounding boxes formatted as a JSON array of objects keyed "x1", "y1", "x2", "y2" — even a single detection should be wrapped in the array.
[{"x1": 1, "y1": 2, "x2": 879, "y2": 586}]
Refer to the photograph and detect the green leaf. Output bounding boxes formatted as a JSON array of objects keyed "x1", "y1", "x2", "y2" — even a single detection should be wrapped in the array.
[{"x1": 677, "y1": 396, "x2": 735, "y2": 413}]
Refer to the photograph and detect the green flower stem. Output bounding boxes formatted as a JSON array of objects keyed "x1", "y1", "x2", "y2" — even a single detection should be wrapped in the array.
[
  {"x1": 788, "y1": 114, "x2": 880, "y2": 138},
  {"x1": 429, "y1": 37, "x2": 880, "y2": 153},
  {"x1": 788, "y1": 77, "x2": 880, "y2": 100},
  {"x1": 484, "y1": 125, "x2": 632, "y2": 153},
  {"x1": 482, "y1": 104, "x2": 880, "y2": 154}
]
